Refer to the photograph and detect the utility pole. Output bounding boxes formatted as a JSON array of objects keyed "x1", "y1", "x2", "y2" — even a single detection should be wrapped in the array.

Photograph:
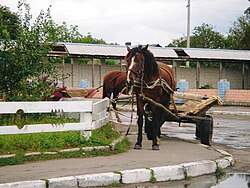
[
  {"x1": 187, "y1": 0, "x2": 191, "y2": 48},
  {"x1": 186, "y1": 0, "x2": 191, "y2": 67}
]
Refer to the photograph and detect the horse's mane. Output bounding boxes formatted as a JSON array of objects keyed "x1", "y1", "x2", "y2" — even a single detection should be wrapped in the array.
[{"x1": 127, "y1": 45, "x2": 159, "y2": 76}]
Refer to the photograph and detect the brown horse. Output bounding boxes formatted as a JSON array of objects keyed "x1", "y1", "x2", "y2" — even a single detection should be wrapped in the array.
[
  {"x1": 102, "y1": 70, "x2": 127, "y2": 122},
  {"x1": 125, "y1": 45, "x2": 175, "y2": 150}
]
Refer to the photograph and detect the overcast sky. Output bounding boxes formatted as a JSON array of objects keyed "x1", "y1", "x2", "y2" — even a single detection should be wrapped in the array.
[{"x1": 1, "y1": 0, "x2": 249, "y2": 46}]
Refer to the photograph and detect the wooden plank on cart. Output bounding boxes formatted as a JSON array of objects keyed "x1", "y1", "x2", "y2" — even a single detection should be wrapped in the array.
[
  {"x1": 188, "y1": 96, "x2": 222, "y2": 116},
  {"x1": 173, "y1": 92, "x2": 208, "y2": 102}
]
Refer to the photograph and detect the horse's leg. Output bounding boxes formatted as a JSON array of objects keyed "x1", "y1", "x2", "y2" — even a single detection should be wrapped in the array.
[
  {"x1": 151, "y1": 108, "x2": 161, "y2": 150},
  {"x1": 112, "y1": 92, "x2": 122, "y2": 123},
  {"x1": 134, "y1": 101, "x2": 144, "y2": 149}
]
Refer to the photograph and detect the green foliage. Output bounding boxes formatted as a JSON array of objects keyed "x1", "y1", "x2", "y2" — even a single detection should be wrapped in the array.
[
  {"x1": 215, "y1": 166, "x2": 226, "y2": 178},
  {"x1": 226, "y1": 7, "x2": 250, "y2": 50},
  {"x1": 0, "y1": 123, "x2": 129, "y2": 166},
  {"x1": 192, "y1": 23, "x2": 225, "y2": 49},
  {"x1": 167, "y1": 36, "x2": 186, "y2": 48},
  {"x1": 167, "y1": 8, "x2": 250, "y2": 51},
  {"x1": 105, "y1": 59, "x2": 117, "y2": 65},
  {"x1": 90, "y1": 123, "x2": 121, "y2": 145},
  {"x1": 47, "y1": 22, "x2": 83, "y2": 42},
  {"x1": 167, "y1": 23, "x2": 225, "y2": 49},
  {"x1": 75, "y1": 33, "x2": 106, "y2": 44},
  {"x1": 149, "y1": 169, "x2": 157, "y2": 183},
  {"x1": 0, "y1": 123, "x2": 120, "y2": 155},
  {"x1": 0, "y1": 5, "x2": 20, "y2": 40},
  {"x1": 0, "y1": 1, "x2": 58, "y2": 101},
  {"x1": 113, "y1": 138, "x2": 130, "y2": 153},
  {"x1": 77, "y1": 58, "x2": 91, "y2": 64},
  {"x1": 200, "y1": 84, "x2": 213, "y2": 89}
]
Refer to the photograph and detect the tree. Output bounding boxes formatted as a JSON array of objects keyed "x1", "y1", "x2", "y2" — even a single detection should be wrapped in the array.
[
  {"x1": 166, "y1": 36, "x2": 186, "y2": 48},
  {"x1": 226, "y1": 7, "x2": 250, "y2": 50},
  {"x1": 46, "y1": 22, "x2": 106, "y2": 44},
  {"x1": 0, "y1": 5, "x2": 20, "y2": 40},
  {"x1": 47, "y1": 22, "x2": 83, "y2": 42},
  {"x1": 167, "y1": 23, "x2": 225, "y2": 49},
  {"x1": 0, "y1": 1, "x2": 57, "y2": 101},
  {"x1": 191, "y1": 23, "x2": 225, "y2": 49},
  {"x1": 76, "y1": 33, "x2": 106, "y2": 44}
]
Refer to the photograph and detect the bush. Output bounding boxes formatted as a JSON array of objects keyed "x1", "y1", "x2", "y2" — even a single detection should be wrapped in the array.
[{"x1": 200, "y1": 84, "x2": 213, "y2": 89}]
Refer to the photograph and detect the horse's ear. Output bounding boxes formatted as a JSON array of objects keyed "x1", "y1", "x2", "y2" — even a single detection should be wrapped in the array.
[
  {"x1": 142, "y1": 44, "x2": 149, "y2": 51},
  {"x1": 127, "y1": 46, "x2": 131, "y2": 52}
]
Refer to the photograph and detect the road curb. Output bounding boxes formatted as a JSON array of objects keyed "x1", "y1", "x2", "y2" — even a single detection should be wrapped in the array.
[
  {"x1": 208, "y1": 110, "x2": 250, "y2": 116},
  {"x1": 0, "y1": 146, "x2": 234, "y2": 188}
]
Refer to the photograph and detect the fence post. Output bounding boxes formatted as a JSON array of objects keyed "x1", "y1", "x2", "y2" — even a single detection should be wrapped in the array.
[{"x1": 80, "y1": 112, "x2": 92, "y2": 140}]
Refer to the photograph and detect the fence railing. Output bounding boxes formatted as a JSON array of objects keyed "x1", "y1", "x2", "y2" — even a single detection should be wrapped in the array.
[{"x1": 0, "y1": 98, "x2": 110, "y2": 139}]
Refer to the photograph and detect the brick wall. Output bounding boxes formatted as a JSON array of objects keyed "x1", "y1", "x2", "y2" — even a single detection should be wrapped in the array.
[
  {"x1": 183, "y1": 89, "x2": 250, "y2": 103},
  {"x1": 184, "y1": 89, "x2": 218, "y2": 97},
  {"x1": 225, "y1": 90, "x2": 250, "y2": 103}
]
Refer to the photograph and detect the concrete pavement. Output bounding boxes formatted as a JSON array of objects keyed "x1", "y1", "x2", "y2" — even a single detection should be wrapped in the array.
[
  {"x1": 0, "y1": 105, "x2": 248, "y2": 187},
  {"x1": 0, "y1": 135, "x2": 234, "y2": 187}
]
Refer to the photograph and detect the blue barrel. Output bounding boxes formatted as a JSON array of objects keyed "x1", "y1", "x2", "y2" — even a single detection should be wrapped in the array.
[
  {"x1": 176, "y1": 80, "x2": 189, "y2": 104},
  {"x1": 79, "y1": 80, "x2": 89, "y2": 88},
  {"x1": 177, "y1": 80, "x2": 189, "y2": 93},
  {"x1": 218, "y1": 80, "x2": 230, "y2": 102}
]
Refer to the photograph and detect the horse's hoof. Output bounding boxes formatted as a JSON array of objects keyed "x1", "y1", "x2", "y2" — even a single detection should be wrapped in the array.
[
  {"x1": 157, "y1": 137, "x2": 161, "y2": 145},
  {"x1": 152, "y1": 145, "x2": 160, "y2": 150},
  {"x1": 134, "y1": 144, "x2": 142, "y2": 150}
]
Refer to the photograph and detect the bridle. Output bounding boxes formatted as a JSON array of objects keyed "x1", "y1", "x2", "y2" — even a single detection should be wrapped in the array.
[
  {"x1": 126, "y1": 51, "x2": 174, "y2": 97},
  {"x1": 127, "y1": 53, "x2": 145, "y2": 88}
]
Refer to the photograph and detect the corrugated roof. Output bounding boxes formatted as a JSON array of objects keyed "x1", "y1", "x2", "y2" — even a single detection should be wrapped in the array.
[
  {"x1": 64, "y1": 43, "x2": 126, "y2": 57},
  {"x1": 61, "y1": 43, "x2": 178, "y2": 59},
  {"x1": 184, "y1": 48, "x2": 250, "y2": 61},
  {"x1": 52, "y1": 43, "x2": 250, "y2": 62},
  {"x1": 149, "y1": 47, "x2": 178, "y2": 59}
]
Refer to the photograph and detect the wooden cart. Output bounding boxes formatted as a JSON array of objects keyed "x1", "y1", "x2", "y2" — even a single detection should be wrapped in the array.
[{"x1": 142, "y1": 93, "x2": 222, "y2": 146}]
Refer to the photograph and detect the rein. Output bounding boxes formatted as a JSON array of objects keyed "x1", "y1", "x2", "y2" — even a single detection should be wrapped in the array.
[{"x1": 133, "y1": 78, "x2": 173, "y2": 94}]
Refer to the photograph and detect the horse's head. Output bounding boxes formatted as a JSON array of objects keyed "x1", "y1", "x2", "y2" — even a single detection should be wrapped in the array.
[{"x1": 125, "y1": 45, "x2": 148, "y2": 91}]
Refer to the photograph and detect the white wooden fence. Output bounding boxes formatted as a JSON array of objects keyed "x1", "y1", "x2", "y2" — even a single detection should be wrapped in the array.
[{"x1": 0, "y1": 98, "x2": 109, "y2": 139}]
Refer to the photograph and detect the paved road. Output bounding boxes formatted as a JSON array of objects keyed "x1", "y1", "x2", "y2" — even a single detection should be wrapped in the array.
[{"x1": 161, "y1": 114, "x2": 250, "y2": 149}]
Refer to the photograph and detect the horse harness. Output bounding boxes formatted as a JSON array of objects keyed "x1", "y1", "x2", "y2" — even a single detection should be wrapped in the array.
[{"x1": 131, "y1": 66, "x2": 174, "y2": 95}]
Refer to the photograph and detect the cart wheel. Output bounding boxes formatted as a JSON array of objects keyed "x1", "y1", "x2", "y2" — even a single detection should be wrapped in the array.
[
  {"x1": 195, "y1": 124, "x2": 201, "y2": 139},
  {"x1": 200, "y1": 115, "x2": 213, "y2": 146}
]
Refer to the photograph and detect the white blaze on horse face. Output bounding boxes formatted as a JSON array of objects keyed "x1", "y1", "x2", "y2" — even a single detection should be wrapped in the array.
[{"x1": 127, "y1": 56, "x2": 136, "y2": 83}]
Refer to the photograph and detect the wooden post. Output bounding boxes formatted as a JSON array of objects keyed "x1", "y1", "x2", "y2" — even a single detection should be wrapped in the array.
[
  {"x1": 80, "y1": 112, "x2": 92, "y2": 140},
  {"x1": 99, "y1": 64, "x2": 102, "y2": 86},
  {"x1": 196, "y1": 61, "x2": 200, "y2": 89},
  {"x1": 219, "y1": 62, "x2": 223, "y2": 81},
  {"x1": 92, "y1": 58, "x2": 94, "y2": 87},
  {"x1": 242, "y1": 62, "x2": 245, "y2": 89},
  {"x1": 120, "y1": 59, "x2": 122, "y2": 71},
  {"x1": 71, "y1": 58, "x2": 74, "y2": 87},
  {"x1": 62, "y1": 57, "x2": 65, "y2": 86},
  {"x1": 172, "y1": 60, "x2": 177, "y2": 81}
]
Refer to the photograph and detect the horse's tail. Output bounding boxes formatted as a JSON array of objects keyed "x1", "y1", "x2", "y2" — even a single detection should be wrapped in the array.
[{"x1": 102, "y1": 83, "x2": 107, "y2": 99}]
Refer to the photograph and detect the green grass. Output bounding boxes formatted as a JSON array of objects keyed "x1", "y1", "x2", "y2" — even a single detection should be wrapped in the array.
[
  {"x1": 0, "y1": 140, "x2": 129, "y2": 167},
  {"x1": 0, "y1": 122, "x2": 130, "y2": 166},
  {"x1": 0, "y1": 113, "x2": 78, "y2": 126},
  {"x1": 0, "y1": 123, "x2": 121, "y2": 155}
]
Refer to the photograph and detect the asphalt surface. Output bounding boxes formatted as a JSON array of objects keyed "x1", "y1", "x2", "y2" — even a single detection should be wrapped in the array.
[{"x1": 0, "y1": 105, "x2": 249, "y2": 184}]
